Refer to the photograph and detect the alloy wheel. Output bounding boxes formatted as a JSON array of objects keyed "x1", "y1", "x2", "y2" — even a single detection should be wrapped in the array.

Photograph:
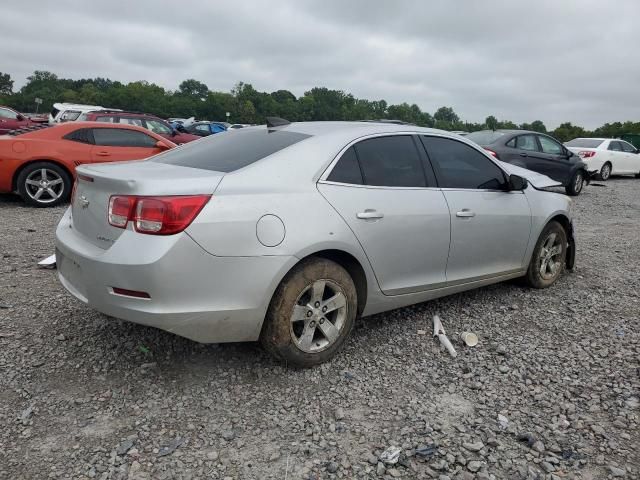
[
  {"x1": 601, "y1": 164, "x2": 611, "y2": 180},
  {"x1": 24, "y1": 168, "x2": 65, "y2": 204},
  {"x1": 538, "y1": 232, "x2": 563, "y2": 281},
  {"x1": 574, "y1": 172, "x2": 584, "y2": 193},
  {"x1": 289, "y1": 279, "x2": 347, "y2": 353}
]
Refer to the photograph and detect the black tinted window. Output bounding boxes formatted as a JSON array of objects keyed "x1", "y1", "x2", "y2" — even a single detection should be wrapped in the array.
[
  {"x1": 421, "y1": 136, "x2": 506, "y2": 190},
  {"x1": 328, "y1": 147, "x2": 363, "y2": 184},
  {"x1": 565, "y1": 138, "x2": 604, "y2": 148},
  {"x1": 515, "y1": 135, "x2": 539, "y2": 152},
  {"x1": 465, "y1": 131, "x2": 505, "y2": 145},
  {"x1": 608, "y1": 141, "x2": 622, "y2": 151},
  {"x1": 93, "y1": 128, "x2": 157, "y2": 147},
  {"x1": 620, "y1": 141, "x2": 636, "y2": 153},
  {"x1": 152, "y1": 128, "x2": 310, "y2": 172},
  {"x1": 354, "y1": 136, "x2": 425, "y2": 187},
  {"x1": 538, "y1": 135, "x2": 563, "y2": 155},
  {"x1": 63, "y1": 128, "x2": 94, "y2": 144}
]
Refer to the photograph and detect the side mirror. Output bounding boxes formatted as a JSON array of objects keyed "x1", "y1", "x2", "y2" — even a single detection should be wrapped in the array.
[
  {"x1": 16, "y1": 113, "x2": 25, "y2": 121},
  {"x1": 508, "y1": 174, "x2": 528, "y2": 191},
  {"x1": 155, "y1": 141, "x2": 171, "y2": 150}
]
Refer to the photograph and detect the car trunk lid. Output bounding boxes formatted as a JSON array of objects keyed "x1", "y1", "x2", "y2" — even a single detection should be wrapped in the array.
[{"x1": 72, "y1": 160, "x2": 224, "y2": 249}]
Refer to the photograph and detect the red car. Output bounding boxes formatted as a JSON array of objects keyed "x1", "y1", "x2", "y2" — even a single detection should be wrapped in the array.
[
  {"x1": 79, "y1": 110, "x2": 200, "y2": 144},
  {"x1": 0, "y1": 106, "x2": 47, "y2": 135},
  {"x1": 0, "y1": 122, "x2": 176, "y2": 207}
]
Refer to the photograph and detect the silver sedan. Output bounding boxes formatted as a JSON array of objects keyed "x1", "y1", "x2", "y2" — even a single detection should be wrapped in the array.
[{"x1": 56, "y1": 120, "x2": 575, "y2": 367}]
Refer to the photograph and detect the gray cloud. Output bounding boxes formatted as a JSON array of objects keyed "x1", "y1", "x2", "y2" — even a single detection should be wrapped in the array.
[{"x1": 1, "y1": 0, "x2": 638, "y2": 128}]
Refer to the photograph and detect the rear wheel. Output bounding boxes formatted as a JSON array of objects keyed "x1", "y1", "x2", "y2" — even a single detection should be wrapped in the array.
[
  {"x1": 565, "y1": 170, "x2": 584, "y2": 196},
  {"x1": 17, "y1": 162, "x2": 71, "y2": 207},
  {"x1": 599, "y1": 162, "x2": 612, "y2": 181},
  {"x1": 524, "y1": 221, "x2": 567, "y2": 289},
  {"x1": 261, "y1": 258, "x2": 357, "y2": 367}
]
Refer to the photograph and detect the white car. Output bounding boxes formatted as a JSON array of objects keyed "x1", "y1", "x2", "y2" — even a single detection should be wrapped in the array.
[
  {"x1": 49, "y1": 103, "x2": 121, "y2": 124},
  {"x1": 565, "y1": 138, "x2": 640, "y2": 180}
]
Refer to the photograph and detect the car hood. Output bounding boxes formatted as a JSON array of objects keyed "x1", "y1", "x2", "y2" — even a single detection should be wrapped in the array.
[{"x1": 498, "y1": 161, "x2": 562, "y2": 188}]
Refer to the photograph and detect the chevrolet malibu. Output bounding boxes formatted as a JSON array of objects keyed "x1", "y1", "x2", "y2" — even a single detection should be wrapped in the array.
[{"x1": 56, "y1": 120, "x2": 576, "y2": 367}]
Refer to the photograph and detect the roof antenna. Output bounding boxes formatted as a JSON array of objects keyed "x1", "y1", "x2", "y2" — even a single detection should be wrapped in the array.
[{"x1": 266, "y1": 117, "x2": 290, "y2": 128}]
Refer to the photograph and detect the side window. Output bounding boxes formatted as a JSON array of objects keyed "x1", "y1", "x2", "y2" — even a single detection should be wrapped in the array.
[
  {"x1": 354, "y1": 136, "x2": 426, "y2": 187},
  {"x1": 60, "y1": 110, "x2": 81, "y2": 122},
  {"x1": 506, "y1": 138, "x2": 516, "y2": 148},
  {"x1": 327, "y1": 147, "x2": 363, "y2": 185},
  {"x1": 118, "y1": 117, "x2": 144, "y2": 127},
  {"x1": 538, "y1": 135, "x2": 563, "y2": 155},
  {"x1": 145, "y1": 119, "x2": 172, "y2": 135},
  {"x1": 96, "y1": 116, "x2": 117, "y2": 123},
  {"x1": 620, "y1": 141, "x2": 636, "y2": 153},
  {"x1": 195, "y1": 124, "x2": 211, "y2": 133},
  {"x1": 92, "y1": 128, "x2": 158, "y2": 148},
  {"x1": 63, "y1": 128, "x2": 94, "y2": 144},
  {"x1": 421, "y1": 136, "x2": 506, "y2": 190},
  {"x1": 608, "y1": 141, "x2": 622, "y2": 151},
  {"x1": 515, "y1": 135, "x2": 539, "y2": 152},
  {"x1": 0, "y1": 108, "x2": 18, "y2": 119}
]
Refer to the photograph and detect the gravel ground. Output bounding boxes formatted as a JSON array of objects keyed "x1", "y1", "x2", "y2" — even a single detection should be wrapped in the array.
[{"x1": 0, "y1": 178, "x2": 638, "y2": 480}]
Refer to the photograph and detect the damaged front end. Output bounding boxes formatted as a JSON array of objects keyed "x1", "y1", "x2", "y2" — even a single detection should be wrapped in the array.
[{"x1": 566, "y1": 221, "x2": 576, "y2": 271}]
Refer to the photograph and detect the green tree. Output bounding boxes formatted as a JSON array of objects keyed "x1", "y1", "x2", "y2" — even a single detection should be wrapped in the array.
[
  {"x1": 0, "y1": 72, "x2": 13, "y2": 95},
  {"x1": 178, "y1": 79, "x2": 209, "y2": 98},
  {"x1": 530, "y1": 120, "x2": 547, "y2": 133},
  {"x1": 485, "y1": 115, "x2": 498, "y2": 130},
  {"x1": 552, "y1": 122, "x2": 586, "y2": 143}
]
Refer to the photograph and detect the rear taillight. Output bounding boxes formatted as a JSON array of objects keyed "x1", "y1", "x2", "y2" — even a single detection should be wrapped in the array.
[
  {"x1": 484, "y1": 148, "x2": 499, "y2": 158},
  {"x1": 578, "y1": 151, "x2": 596, "y2": 158},
  {"x1": 107, "y1": 195, "x2": 210, "y2": 235}
]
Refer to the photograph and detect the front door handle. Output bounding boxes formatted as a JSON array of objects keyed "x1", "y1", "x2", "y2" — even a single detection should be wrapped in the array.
[
  {"x1": 519, "y1": 152, "x2": 528, "y2": 157},
  {"x1": 456, "y1": 209, "x2": 476, "y2": 218},
  {"x1": 95, "y1": 151, "x2": 111, "y2": 157},
  {"x1": 357, "y1": 209, "x2": 384, "y2": 220}
]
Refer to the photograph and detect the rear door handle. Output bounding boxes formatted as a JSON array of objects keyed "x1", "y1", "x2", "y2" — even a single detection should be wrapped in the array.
[
  {"x1": 456, "y1": 209, "x2": 476, "y2": 218},
  {"x1": 95, "y1": 151, "x2": 111, "y2": 157},
  {"x1": 519, "y1": 152, "x2": 528, "y2": 157},
  {"x1": 357, "y1": 209, "x2": 384, "y2": 220}
]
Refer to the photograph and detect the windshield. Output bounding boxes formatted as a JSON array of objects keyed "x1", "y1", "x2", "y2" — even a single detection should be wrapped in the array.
[
  {"x1": 152, "y1": 128, "x2": 311, "y2": 172},
  {"x1": 465, "y1": 131, "x2": 506, "y2": 145},
  {"x1": 565, "y1": 138, "x2": 604, "y2": 148}
]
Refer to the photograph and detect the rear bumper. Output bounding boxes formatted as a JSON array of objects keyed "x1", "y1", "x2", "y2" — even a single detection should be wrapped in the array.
[{"x1": 55, "y1": 209, "x2": 296, "y2": 343}]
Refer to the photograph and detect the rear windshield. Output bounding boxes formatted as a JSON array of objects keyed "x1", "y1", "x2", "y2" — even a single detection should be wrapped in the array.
[
  {"x1": 565, "y1": 138, "x2": 604, "y2": 148},
  {"x1": 152, "y1": 128, "x2": 311, "y2": 172},
  {"x1": 465, "y1": 131, "x2": 506, "y2": 145}
]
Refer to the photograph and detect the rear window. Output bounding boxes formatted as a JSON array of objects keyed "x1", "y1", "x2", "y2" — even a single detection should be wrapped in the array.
[
  {"x1": 152, "y1": 128, "x2": 311, "y2": 172},
  {"x1": 565, "y1": 138, "x2": 604, "y2": 148},
  {"x1": 465, "y1": 131, "x2": 506, "y2": 146}
]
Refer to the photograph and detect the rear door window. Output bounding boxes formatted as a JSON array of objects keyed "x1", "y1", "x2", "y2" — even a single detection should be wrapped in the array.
[
  {"x1": 63, "y1": 128, "x2": 94, "y2": 144},
  {"x1": 421, "y1": 136, "x2": 506, "y2": 190},
  {"x1": 152, "y1": 128, "x2": 311, "y2": 172},
  {"x1": 92, "y1": 128, "x2": 158, "y2": 148},
  {"x1": 620, "y1": 141, "x2": 636, "y2": 153},
  {"x1": 608, "y1": 141, "x2": 623, "y2": 151},
  {"x1": 96, "y1": 116, "x2": 117, "y2": 123},
  {"x1": 354, "y1": 135, "x2": 426, "y2": 187},
  {"x1": 327, "y1": 146, "x2": 363, "y2": 185},
  {"x1": 118, "y1": 117, "x2": 144, "y2": 127},
  {"x1": 515, "y1": 135, "x2": 539, "y2": 152},
  {"x1": 538, "y1": 135, "x2": 563, "y2": 155},
  {"x1": 145, "y1": 119, "x2": 172, "y2": 135}
]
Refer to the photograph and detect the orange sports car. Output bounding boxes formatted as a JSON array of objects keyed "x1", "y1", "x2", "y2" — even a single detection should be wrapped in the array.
[{"x1": 0, "y1": 122, "x2": 177, "y2": 207}]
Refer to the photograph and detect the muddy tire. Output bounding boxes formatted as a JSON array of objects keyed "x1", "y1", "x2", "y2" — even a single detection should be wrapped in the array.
[
  {"x1": 17, "y1": 162, "x2": 71, "y2": 207},
  {"x1": 261, "y1": 258, "x2": 357, "y2": 368},
  {"x1": 524, "y1": 221, "x2": 567, "y2": 289}
]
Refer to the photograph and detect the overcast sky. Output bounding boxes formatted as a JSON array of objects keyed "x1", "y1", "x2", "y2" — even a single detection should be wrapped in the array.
[{"x1": 2, "y1": 0, "x2": 639, "y2": 129}]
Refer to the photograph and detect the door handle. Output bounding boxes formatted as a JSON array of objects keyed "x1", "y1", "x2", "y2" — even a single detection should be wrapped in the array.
[
  {"x1": 356, "y1": 209, "x2": 384, "y2": 220},
  {"x1": 519, "y1": 152, "x2": 528, "y2": 157},
  {"x1": 95, "y1": 151, "x2": 111, "y2": 156},
  {"x1": 456, "y1": 209, "x2": 476, "y2": 218}
]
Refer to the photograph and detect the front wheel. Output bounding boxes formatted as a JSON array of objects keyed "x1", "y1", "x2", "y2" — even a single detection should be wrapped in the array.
[
  {"x1": 261, "y1": 258, "x2": 357, "y2": 367},
  {"x1": 524, "y1": 221, "x2": 567, "y2": 289},
  {"x1": 565, "y1": 170, "x2": 584, "y2": 196},
  {"x1": 16, "y1": 162, "x2": 71, "y2": 207},
  {"x1": 599, "y1": 162, "x2": 612, "y2": 181}
]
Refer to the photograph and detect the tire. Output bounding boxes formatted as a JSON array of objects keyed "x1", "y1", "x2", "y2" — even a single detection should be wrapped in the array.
[
  {"x1": 565, "y1": 170, "x2": 584, "y2": 196},
  {"x1": 599, "y1": 162, "x2": 612, "y2": 181},
  {"x1": 524, "y1": 221, "x2": 567, "y2": 289},
  {"x1": 16, "y1": 162, "x2": 71, "y2": 207},
  {"x1": 260, "y1": 257, "x2": 358, "y2": 367}
]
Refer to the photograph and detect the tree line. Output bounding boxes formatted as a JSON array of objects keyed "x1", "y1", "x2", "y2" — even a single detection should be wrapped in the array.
[{"x1": 1, "y1": 71, "x2": 638, "y2": 142}]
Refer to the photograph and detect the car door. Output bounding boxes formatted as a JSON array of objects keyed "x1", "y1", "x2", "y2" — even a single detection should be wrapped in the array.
[
  {"x1": 619, "y1": 141, "x2": 639, "y2": 173},
  {"x1": 144, "y1": 118, "x2": 175, "y2": 141},
  {"x1": 536, "y1": 134, "x2": 573, "y2": 183},
  {"x1": 510, "y1": 134, "x2": 566, "y2": 183},
  {"x1": 317, "y1": 135, "x2": 451, "y2": 295},
  {"x1": 607, "y1": 141, "x2": 628, "y2": 174},
  {"x1": 90, "y1": 128, "x2": 164, "y2": 163},
  {"x1": 420, "y1": 135, "x2": 531, "y2": 284}
]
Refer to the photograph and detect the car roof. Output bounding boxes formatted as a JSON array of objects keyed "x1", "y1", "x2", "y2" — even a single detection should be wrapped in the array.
[
  {"x1": 571, "y1": 137, "x2": 608, "y2": 141},
  {"x1": 84, "y1": 110, "x2": 160, "y2": 119},
  {"x1": 5, "y1": 121, "x2": 169, "y2": 139},
  {"x1": 271, "y1": 121, "x2": 449, "y2": 137}
]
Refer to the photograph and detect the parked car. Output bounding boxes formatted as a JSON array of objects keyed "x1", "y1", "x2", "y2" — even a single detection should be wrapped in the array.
[
  {"x1": 466, "y1": 130, "x2": 589, "y2": 195},
  {"x1": 227, "y1": 124, "x2": 251, "y2": 130},
  {"x1": 619, "y1": 133, "x2": 640, "y2": 149},
  {"x1": 184, "y1": 121, "x2": 228, "y2": 137},
  {"x1": 56, "y1": 121, "x2": 575, "y2": 366},
  {"x1": 0, "y1": 122, "x2": 175, "y2": 207},
  {"x1": 49, "y1": 103, "x2": 119, "y2": 124},
  {"x1": 0, "y1": 106, "x2": 47, "y2": 134},
  {"x1": 565, "y1": 138, "x2": 640, "y2": 180},
  {"x1": 78, "y1": 110, "x2": 200, "y2": 144}
]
